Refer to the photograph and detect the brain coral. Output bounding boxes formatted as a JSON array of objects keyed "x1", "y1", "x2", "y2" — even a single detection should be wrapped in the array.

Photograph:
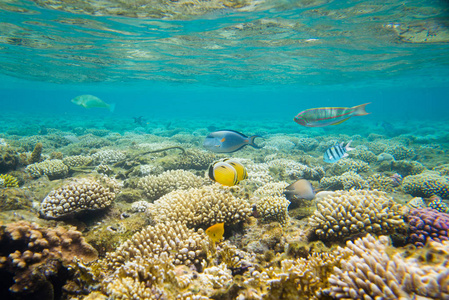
[
  {"x1": 325, "y1": 234, "x2": 449, "y2": 299},
  {"x1": 138, "y1": 170, "x2": 206, "y2": 201},
  {"x1": 39, "y1": 178, "x2": 118, "y2": 219},
  {"x1": 407, "y1": 208, "x2": 449, "y2": 247},
  {"x1": 147, "y1": 185, "x2": 252, "y2": 228},
  {"x1": 0, "y1": 221, "x2": 97, "y2": 295},
  {"x1": 25, "y1": 159, "x2": 69, "y2": 180},
  {"x1": 309, "y1": 190, "x2": 404, "y2": 241},
  {"x1": 402, "y1": 171, "x2": 449, "y2": 198}
]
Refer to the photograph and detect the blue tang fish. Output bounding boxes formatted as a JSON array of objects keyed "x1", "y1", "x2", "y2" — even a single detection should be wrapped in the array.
[
  {"x1": 203, "y1": 130, "x2": 263, "y2": 153},
  {"x1": 323, "y1": 141, "x2": 354, "y2": 163}
]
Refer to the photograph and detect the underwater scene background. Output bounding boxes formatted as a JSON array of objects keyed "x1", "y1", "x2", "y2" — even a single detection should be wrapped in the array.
[{"x1": 1, "y1": 0, "x2": 449, "y2": 299}]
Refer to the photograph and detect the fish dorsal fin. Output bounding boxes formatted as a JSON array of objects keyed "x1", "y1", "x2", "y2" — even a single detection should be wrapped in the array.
[
  {"x1": 213, "y1": 129, "x2": 247, "y2": 137},
  {"x1": 331, "y1": 117, "x2": 350, "y2": 125}
]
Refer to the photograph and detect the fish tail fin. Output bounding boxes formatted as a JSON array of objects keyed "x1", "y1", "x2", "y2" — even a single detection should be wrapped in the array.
[
  {"x1": 353, "y1": 103, "x2": 371, "y2": 116},
  {"x1": 109, "y1": 103, "x2": 116, "y2": 113},
  {"x1": 345, "y1": 140, "x2": 354, "y2": 152},
  {"x1": 248, "y1": 135, "x2": 263, "y2": 149}
]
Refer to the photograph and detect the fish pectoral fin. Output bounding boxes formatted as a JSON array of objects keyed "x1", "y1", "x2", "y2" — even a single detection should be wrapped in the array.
[{"x1": 331, "y1": 117, "x2": 351, "y2": 125}]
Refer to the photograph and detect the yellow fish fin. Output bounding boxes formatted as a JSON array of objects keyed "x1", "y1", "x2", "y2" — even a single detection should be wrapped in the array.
[
  {"x1": 206, "y1": 222, "x2": 224, "y2": 243},
  {"x1": 331, "y1": 117, "x2": 351, "y2": 125}
]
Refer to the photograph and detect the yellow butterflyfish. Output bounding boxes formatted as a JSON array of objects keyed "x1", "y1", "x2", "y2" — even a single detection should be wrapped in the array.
[{"x1": 205, "y1": 222, "x2": 224, "y2": 243}]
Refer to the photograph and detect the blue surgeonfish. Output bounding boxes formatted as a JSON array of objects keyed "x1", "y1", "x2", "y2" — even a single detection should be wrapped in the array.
[
  {"x1": 71, "y1": 95, "x2": 116, "y2": 112},
  {"x1": 203, "y1": 130, "x2": 263, "y2": 153},
  {"x1": 323, "y1": 141, "x2": 354, "y2": 163}
]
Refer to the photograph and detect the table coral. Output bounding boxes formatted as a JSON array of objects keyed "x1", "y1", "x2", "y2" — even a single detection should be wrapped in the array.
[
  {"x1": 148, "y1": 185, "x2": 251, "y2": 228},
  {"x1": 324, "y1": 234, "x2": 449, "y2": 299},
  {"x1": 309, "y1": 190, "x2": 404, "y2": 241},
  {"x1": 402, "y1": 171, "x2": 449, "y2": 198},
  {"x1": 25, "y1": 159, "x2": 69, "y2": 180},
  {"x1": 138, "y1": 169, "x2": 206, "y2": 201},
  {"x1": 407, "y1": 208, "x2": 449, "y2": 247},
  {"x1": 0, "y1": 221, "x2": 97, "y2": 297},
  {"x1": 39, "y1": 177, "x2": 118, "y2": 219}
]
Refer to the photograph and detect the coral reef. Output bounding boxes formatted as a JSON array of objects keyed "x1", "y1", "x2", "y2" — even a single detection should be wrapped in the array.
[
  {"x1": 138, "y1": 170, "x2": 206, "y2": 201},
  {"x1": 367, "y1": 173, "x2": 394, "y2": 192},
  {"x1": 407, "y1": 208, "x2": 449, "y2": 247},
  {"x1": 62, "y1": 155, "x2": 93, "y2": 167},
  {"x1": 319, "y1": 171, "x2": 367, "y2": 190},
  {"x1": 350, "y1": 148, "x2": 377, "y2": 163},
  {"x1": 309, "y1": 190, "x2": 404, "y2": 241},
  {"x1": 161, "y1": 150, "x2": 216, "y2": 170},
  {"x1": 25, "y1": 159, "x2": 69, "y2": 180},
  {"x1": 39, "y1": 177, "x2": 118, "y2": 219},
  {"x1": 148, "y1": 185, "x2": 252, "y2": 228},
  {"x1": 29, "y1": 142, "x2": 43, "y2": 164},
  {"x1": 0, "y1": 221, "x2": 97, "y2": 297},
  {"x1": 295, "y1": 137, "x2": 318, "y2": 152},
  {"x1": 253, "y1": 181, "x2": 288, "y2": 198},
  {"x1": 402, "y1": 171, "x2": 449, "y2": 198},
  {"x1": 429, "y1": 196, "x2": 449, "y2": 213},
  {"x1": 0, "y1": 146, "x2": 19, "y2": 172},
  {"x1": 254, "y1": 195, "x2": 290, "y2": 225},
  {"x1": 385, "y1": 145, "x2": 416, "y2": 160},
  {"x1": 328, "y1": 158, "x2": 370, "y2": 176},
  {"x1": 0, "y1": 174, "x2": 19, "y2": 188},
  {"x1": 91, "y1": 149, "x2": 126, "y2": 164},
  {"x1": 0, "y1": 187, "x2": 33, "y2": 211},
  {"x1": 324, "y1": 234, "x2": 449, "y2": 299}
]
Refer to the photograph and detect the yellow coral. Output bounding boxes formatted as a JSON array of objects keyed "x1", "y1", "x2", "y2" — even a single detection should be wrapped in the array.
[{"x1": 0, "y1": 174, "x2": 19, "y2": 188}]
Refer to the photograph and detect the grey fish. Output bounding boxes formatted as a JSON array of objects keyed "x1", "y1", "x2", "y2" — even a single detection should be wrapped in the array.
[
  {"x1": 283, "y1": 179, "x2": 315, "y2": 201},
  {"x1": 71, "y1": 94, "x2": 115, "y2": 112},
  {"x1": 323, "y1": 141, "x2": 354, "y2": 163},
  {"x1": 203, "y1": 130, "x2": 263, "y2": 153}
]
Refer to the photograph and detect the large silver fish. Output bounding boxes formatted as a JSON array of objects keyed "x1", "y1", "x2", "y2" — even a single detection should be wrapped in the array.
[{"x1": 203, "y1": 130, "x2": 263, "y2": 153}]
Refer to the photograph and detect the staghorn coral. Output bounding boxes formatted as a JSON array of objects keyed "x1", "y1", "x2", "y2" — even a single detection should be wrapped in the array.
[
  {"x1": 319, "y1": 171, "x2": 367, "y2": 191},
  {"x1": 324, "y1": 234, "x2": 449, "y2": 299},
  {"x1": 367, "y1": 173, "x2": 394, "y2": 192},
  {"x1": 25, "y1": 159, "x2": 69, "y2": 180},
  {"x1": 39, "y1": 177, "x2": 118, "y2": 219},
  {"x1": 62, "y1": 155, "x2": 93, "y2": 167},
  {"x1": 309, "y1": 190, "x2": 404, "y2": 241},
  {"x1": 0, "y1": 221, "x2": 97, "y2": 296},
  {"x1": 148, "y1": 185, "x2": 252, "y2": 228},
  {"x1": 254, "y1": 195, "x2": 290, "y2": 225},
  {"x1": 402, "y1": 171, "x2": 449, "y2": 198},
  {"x1": 0, "y1": 173, "x2": 19, "y2": 188},
  {"x1": 138, "y1": 170, "x2": 206, "y2": 201},
  {"x1": 407, "y1": 208, "x2": 449, "y2": 247}
]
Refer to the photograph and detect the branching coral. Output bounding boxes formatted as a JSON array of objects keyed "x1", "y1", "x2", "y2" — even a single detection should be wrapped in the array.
[
  {"x1": 25, "y1": 159, "x2": 69, "y2": 180},
  {"x1": 39, "y1": 177, "x2": 118, "y2": 219},
  {"x1": 325, "y1": 234, "x2": 449, "y2": 299},
  {"x1": 309, "y1": 190, "x2": 404, "y2": 241},
  {"x1": 0, "y1": 174, "x2": 19, "y2": 188},
  {"x1": 407, "y1": 208, "x2": 449, "y2": 247},
  {"x1": 254, "y1": 196, "x2": 290, "y2": 225},
  {"x1": 367, "y1": 173, "x2": 394, "y2": 192},
  {"x1": 319, "y1": 171, "x2": 367, "y2": 191},
  {"x1": 402, "y1": 171, "x2": 449, "y2": 198},
  {"x1": 147, "y1": 185, "x2": 251, "y2": 228},
  {"x1": 62, "y1": 155, "x2": 93, "y2": 167},
  {"x1": 328, "y1": 158, "x2": 370, "y2": 176},
  {"x1": 138, "y1": 170, "x2": 206, "y2": 201}
]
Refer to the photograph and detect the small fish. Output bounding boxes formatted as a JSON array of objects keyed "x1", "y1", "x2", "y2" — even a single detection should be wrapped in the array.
[
  {"x1": 203, "y1": 130, "x2": 262, "y2": 153},
  {"x1": 283, "y1": 179, "x2": 315, "y2": 201},
  {"x1": 323, "y1": 141, "x2": 354, "y2": 163},
  {"x1": 208, "y1": 159, "x2": 247, "y2": 186},
  {"x1": 206, "y1": 222, "x2": 224, "y2": 243},
  {"x1": 71, "y1": 95, "x2": 116, "y2": 112},
  {"x1": 133, "y1": 116, "x2": 148, "y2": 126},
  {"x1": 294, "y1": 103, "x2": 370, "y2": 127}
]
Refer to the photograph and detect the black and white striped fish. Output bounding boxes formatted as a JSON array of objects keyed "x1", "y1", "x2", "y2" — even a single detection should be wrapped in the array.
[{"x1": 323, "y1": 141, "x2": 354, "y2": 163}]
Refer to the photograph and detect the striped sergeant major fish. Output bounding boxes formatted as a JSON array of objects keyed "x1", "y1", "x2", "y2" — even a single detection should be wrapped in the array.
[
  {"x1": 294, "y1": 103, "x2": 370, "y2": 127},
  {"x1": 323, "y1": 141, "x2": 354, "y2": 163}
]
